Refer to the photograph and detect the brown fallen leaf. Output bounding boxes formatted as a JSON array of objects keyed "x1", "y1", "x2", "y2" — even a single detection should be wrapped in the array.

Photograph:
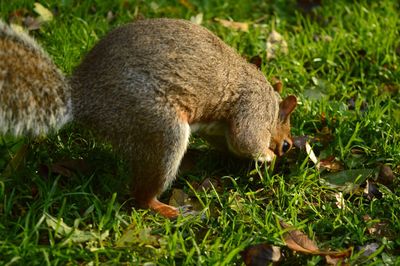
[
  {"x1": 215, "y1": 18, "x2": 249, "y2": 32},
  {"x1": 280, "y1": 221, "x2": 352, "y2": 258},
  {"x1": 241, "y1": 243, "x2": 281, "y2": 265},
  {"x1": 325, "y1": 255, "x2": 349, "y2": 266},
  {"x1": 377, "y1": 165, "x2": 395, "y2": 186},
  {"x1": 271, "y1": 77, "x2": 283, "y2": 94},
  {"x1": 380, "y1": 83, "x2": 399, "y2": 95},
  {"x1": 249, "y1": 55, "x2": 262, "y2": 69},
  {"x1": 319, "y1": 156, "x2": 344, "y2": 172},
  {"x1": 280, "y1": 221, "x2": 319, "y2": 253}
]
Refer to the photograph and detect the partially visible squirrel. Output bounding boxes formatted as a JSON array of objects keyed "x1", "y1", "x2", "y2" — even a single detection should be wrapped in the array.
[{"x1": 0, "y1": 18, "x2": 297, "y2": 218}]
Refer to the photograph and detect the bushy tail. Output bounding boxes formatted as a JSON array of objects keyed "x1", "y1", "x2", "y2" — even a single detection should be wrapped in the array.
[{"x1": 0, "y1": 20, "x2": 72, "y2": 136}]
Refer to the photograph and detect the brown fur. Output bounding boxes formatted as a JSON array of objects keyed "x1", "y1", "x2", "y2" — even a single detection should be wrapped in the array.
[{"x1": 1, "y1": 18, "x2": 296, "y2": 218}]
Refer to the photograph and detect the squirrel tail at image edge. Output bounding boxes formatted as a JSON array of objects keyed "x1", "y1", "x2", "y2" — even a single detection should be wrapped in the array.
[{"x1": 0, "y1": 20, "x2": 72, "y2": 137}]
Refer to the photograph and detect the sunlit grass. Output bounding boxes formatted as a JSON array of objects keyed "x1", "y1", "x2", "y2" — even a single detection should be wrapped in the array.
[{"x1": 0, "y1": 0, "x2": 399, "y2": 264}]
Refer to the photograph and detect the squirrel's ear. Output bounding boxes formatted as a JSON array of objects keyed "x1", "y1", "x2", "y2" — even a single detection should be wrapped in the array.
[{"x1": 279, "y1": 95, "x2": 297, "y2": 121}]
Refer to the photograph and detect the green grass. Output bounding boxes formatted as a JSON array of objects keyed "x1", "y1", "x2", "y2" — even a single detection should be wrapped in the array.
[{"x1": 1, "y1": 0, "x2": 399, "y2": 265}]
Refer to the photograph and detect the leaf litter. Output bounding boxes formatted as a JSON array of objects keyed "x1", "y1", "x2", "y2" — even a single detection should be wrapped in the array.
[
  {"x1": 45, "y1": 213, "x2": 109, "y2": 247},
  {"x1": 280, "y1": 221, "x2": 352, "y2": 264}
]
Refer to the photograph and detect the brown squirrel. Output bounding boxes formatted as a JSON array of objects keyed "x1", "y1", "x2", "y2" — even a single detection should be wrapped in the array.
[{"x1": 1, "y1": 18, "x2": 297, "y2": 218}]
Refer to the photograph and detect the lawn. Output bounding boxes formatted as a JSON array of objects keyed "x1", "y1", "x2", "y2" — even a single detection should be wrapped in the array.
[{"x1": 0, "y1": 0, "x2": 399, "y2": 265}]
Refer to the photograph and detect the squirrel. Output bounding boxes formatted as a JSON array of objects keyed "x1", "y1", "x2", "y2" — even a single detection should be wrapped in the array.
[{"x1": 1, "y1": 18, "x2": 297, "y2": 218}]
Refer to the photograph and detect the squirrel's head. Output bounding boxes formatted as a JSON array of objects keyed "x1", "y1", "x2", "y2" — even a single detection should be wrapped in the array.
[{"x1": 269, "y1": 95, "x2": 297, "y2": 157}]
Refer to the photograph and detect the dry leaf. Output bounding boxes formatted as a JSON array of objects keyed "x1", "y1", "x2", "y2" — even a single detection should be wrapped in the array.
[
  {"x1": 378, "y1": 165, "x2": 395, "y2": 186},
  {"x1": 334, "y1": 192, "x2": 346, "y2": 209},
  {"x1": 321, "y1": 169, "x2": 375, "y2": 193},
  {"x1": 190, "y1": 13, "x2": 203, "y2": 25},
  {"x1": 249, "y1": 55, "x2": 262, "y2": 69},
  {"x1": 380, "y1": 83, "x2": 399, "y2": 95},
  {"x1": 305, "y1": 142, "x2": 320, "y2": 168},
  {"x1": 326, "y1": 255, "x2": 348, "y2": 266},
  {"x1": 116, "y1": 223, "x2": 160, "y2": 247},
  {"x1": 215, "y1": 18, "x2": 249, "y2": 32},
  {"x1": 319, "y1": 156, "x2": 344, "y2": 171},
  {"x1": 271, "y1": 77, "x2": 283, "y2": 94},
  {"x1": 169, "y1": 188, "x2": 189, "y2": 207},
  {"x1": 266, "y1": 30, "x2": 288, "y2": 60},
  {"x1": 169, "y1": 188, "x2": 203, "y2": 213},
  {"x1": 280, "y1": 221, "x2": 352, "y2": 258},
  {"x1": 45, "y1": 213, "x2": 109, "y2": 244},
  {"x1": 280, "y1": 221, "x2": 319, "y2": 253},
  {"x1": 34, "y1": 2, "x2": 53, "y2": 22},
  {"x1": 241, "y1": 243, "x2": 281, "y2": 265}
]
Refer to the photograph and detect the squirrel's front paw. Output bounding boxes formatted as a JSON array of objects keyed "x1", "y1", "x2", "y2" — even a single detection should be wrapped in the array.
[{"x1": 256, "y1": 149, "x2": 276, "y2": 163}]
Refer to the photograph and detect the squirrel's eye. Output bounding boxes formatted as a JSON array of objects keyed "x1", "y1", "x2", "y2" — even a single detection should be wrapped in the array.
[{"x1": 282, "y1": 140, "x2": 291, "y2": 154}]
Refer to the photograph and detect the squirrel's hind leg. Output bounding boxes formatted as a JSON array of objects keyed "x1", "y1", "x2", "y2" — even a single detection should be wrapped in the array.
[{"x1": 130, "y1": 120, "x2": 190, "y2": 219}]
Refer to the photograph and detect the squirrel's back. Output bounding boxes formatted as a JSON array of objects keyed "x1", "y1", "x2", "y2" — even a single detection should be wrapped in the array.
[{"x1": 0, "y1": 20, "x2": 71, "y2": 136}]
